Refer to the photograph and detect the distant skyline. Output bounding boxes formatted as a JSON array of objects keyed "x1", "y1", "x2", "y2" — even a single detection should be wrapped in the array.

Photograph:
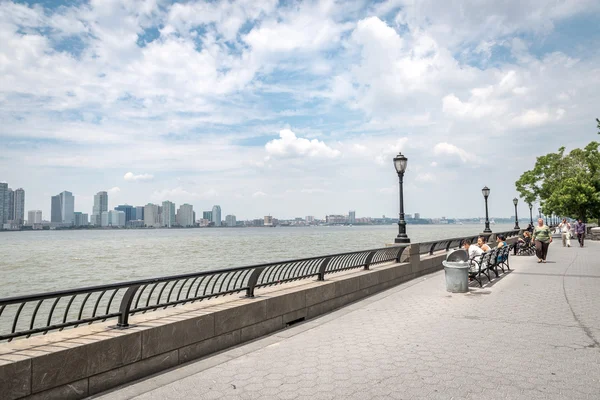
[
  {"x1": 1, "y1": 1, "x2": 599, "y2": 220},
  {"x1": 0, "y1": 179, "x2": 559, "y2": 222}
]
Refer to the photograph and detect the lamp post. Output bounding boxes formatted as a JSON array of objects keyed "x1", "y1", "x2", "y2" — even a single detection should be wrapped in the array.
[
  {"x1": 482, "y1": 186, "x2": 491, "y2": 233},
  {"x1": 513, "y1": 198, "x2": 520, "y2": 229},
  {"x1": 393, "y1": 152, "x2": 410, "y2": 244},
  {"x1": 528, "y1": 203, "x2": 533, "y2": 225},
  {"x1": 538, "y1": 207, "x2": 542, "y2": 219}
]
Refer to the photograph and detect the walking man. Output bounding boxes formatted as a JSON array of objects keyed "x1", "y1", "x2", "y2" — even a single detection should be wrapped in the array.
[
  {"x1": 559, "y1": 218, "x2": 571, "y2": 247},
  {"x1": 575, "y1": 219, "x2": 586, "y2": 247}
]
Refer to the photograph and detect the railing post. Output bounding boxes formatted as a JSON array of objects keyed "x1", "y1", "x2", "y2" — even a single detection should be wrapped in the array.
[
  {"x1": 395, "y1": 246, "x2": 407, "y2": 263},
  {"x1": 317, "y1": 257, "x2": 332, "y2": 281},
  {"x1": 364, "y1": 251, "x2": 377, "y2": 270},
  {"x1": 429, "y1": 243, "x2": 436, "y2": 255},
  {"x1": 117, "y1": 285, "x2": 141, "y2": 328},
  {"x1": 246, "y1": 267, "x2": 266, "y2": 298}
]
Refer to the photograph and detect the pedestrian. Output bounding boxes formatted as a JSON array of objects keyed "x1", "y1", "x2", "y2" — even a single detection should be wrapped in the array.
[
  {"x1": 574, "y1": 219, "x2": 586, "y2": 247},
  {"x1": 532, "y1": 218, "x2": 552, "y2": 263},
  {"x1": 558, "y1": 218, "x2": 572, "y2": 247}
]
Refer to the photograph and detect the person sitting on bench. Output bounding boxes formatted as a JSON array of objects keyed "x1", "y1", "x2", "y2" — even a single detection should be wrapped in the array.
[
  {"x1": 477, "y1": 236, "x2": 491, "y2": 252},
  {"x1": 463, "y1": 238, "x2": 483, "y2": 272}
]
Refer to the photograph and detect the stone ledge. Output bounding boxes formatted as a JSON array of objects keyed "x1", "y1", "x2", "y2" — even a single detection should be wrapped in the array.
[{"x1": 0, "y1": 245, "x2": 450, "y2": 400}]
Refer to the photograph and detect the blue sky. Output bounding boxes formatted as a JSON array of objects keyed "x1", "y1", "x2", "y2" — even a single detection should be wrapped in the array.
[{"x1": 1, "y1": 0, "x2": 599, "y2": 220}]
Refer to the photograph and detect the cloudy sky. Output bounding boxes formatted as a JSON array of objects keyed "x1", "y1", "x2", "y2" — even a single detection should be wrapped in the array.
[{"x1": 1, "y1": 0, "x2": 599, "y2": 220}]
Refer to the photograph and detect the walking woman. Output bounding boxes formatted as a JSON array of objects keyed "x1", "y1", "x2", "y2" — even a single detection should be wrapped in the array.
[{"x1": 532, "y1": 218, "x2": 552, "y2": 263}]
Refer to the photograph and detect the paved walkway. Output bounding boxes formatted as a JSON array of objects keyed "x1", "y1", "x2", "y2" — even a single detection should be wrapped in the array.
[{"x1": 96, "y1": 241, "x2": 600, "y2": 400}]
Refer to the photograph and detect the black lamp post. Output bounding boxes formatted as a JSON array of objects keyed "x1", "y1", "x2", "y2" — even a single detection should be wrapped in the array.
[
  {"x1": 482, "y1": 186, "x2": 492, "y2": 233},
  {"x1": 393, "y1": 152, "x2": 410, "y2": 244},
  {"x1": 528, "y1": 203, "x2": 533, "y2": 225},
  {"x1": 538, "y1": 207, "x2": 542, "y2": 219},
  {"x1": 513, "y1": 198, "x2": 520, "y2": 229}
]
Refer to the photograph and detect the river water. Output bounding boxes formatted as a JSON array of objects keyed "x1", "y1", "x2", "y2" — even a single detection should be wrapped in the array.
[{"x1": 0, "y1": 224, "x2": 515, "y2": 298}]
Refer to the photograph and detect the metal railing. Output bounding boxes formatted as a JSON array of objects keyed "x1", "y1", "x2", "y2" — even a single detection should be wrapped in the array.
[
  {"x1": 0, "y1": 245, "x2": 408, "y2": 342},
  {"x1": 417, "y1": 229, "x2": 521, "y2": 255}
]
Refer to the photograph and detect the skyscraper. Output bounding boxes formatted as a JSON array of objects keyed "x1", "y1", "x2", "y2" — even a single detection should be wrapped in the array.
[
  {"x1": 144, "y1": 203, "x2": 160, "y2": 227},
  {"x1": 60, "y1": 191, "x2": 75, "y2": 224},
  {"x1": 225, "y1": 215, "x2": 236, "y2": 227},
  {"x1": 162, "y1": 201, "x2": 176, "y2": 227},
  {"x1": 92, "y1": 191, "x2": 108, "y2": 226},
  {"x1": 203, "y1": 211, "x2": 212, "y2": 221},
  {"x1": 114, "y1": 205, "x2": 135, "y2": 222},
  {"x1": 28, "y1": 210, "x2": 42, "y2": 225},
  {"x1": 349, "y1": 210, "x2": 356, "y2": 224},
  {"x1": 212, "y1": 205, "x2": 222, "y2": 227},
  {"x1": 51, "y1": 195, "x2": 62, "y2": 223},
  {"x1": 0, "y1": 182, "x2": 8, "y2": 226},
  {"x1": 135, "y1": 206, "x2": 144, "y2": 221},
  {"x1": 74, "y1": 212, "x2": 89, "y2": 227},
  {"x1": 13, "y1": 188, "x2": 25, "y2": 225},
  {"x1": 176, "y1": 204, "x2": 194, "y2": 227},
  {"x1": 7, "y1": 188, "x2": 14, "y2": 221}
]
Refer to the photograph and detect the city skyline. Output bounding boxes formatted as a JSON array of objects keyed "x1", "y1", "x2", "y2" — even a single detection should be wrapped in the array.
[
  {"x1": 1, "y1": 179, "x2": 552, "y2": 228},
  {"x1": 1, "y1": 2, "x2": 598, "y2": 222}
]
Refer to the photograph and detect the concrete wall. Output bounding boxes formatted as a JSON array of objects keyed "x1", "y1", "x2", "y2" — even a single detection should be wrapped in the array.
[{"x1": 0, "y1": 245, "x2": 448, "y2": 400}]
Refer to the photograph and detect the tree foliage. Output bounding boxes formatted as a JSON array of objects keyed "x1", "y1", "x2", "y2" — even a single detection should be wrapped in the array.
[
  {"x1": 597, "y1": 118, "x2": 600, "y2": 134},
  {"x1": 515, "y1": 141, "x2": 600, "y2": 221}
]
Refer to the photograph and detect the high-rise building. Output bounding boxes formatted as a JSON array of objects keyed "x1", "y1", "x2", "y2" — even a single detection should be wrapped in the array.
[
  {"x1": 7, "y1": 188, "x2": 14, "y2": 221},
  {"x1": 114, "y1": 205, "x2": 135, "y2": 222},
  {"x1": 414, "y1": 213, "x2": 421, "y2": 219},
  {"x1": 348, "y1": 210, "x2": 356, "y2": 224},
  {"x1": 51, "y1": 195, "x2": 62, "y2": 223},
  {"x1": 264, "y1": 215, "x2": 273, "y2": 226},
  {"x1": 306, "y1": 216, "x2": 315, "y2": 224},
  {"x1": 74, "y1": 212, "x2": 88, "y2": 227},
  {"x1": 176, "y1": 204, "x2": 194, "y2": 227},
  {"x1": 12, "y1": 188, "x2": 25, "y2": 225},
  {"x1": 92, "y1": 191, "x2": 108, "y2": 226},
  {"x1": 135, "y1": 206, "x2": 144, "y2": 221},
  {"x1": 162, "y1": 201, "x2": 176, "y2": 227},
  {"x1": 225, "y1": 215, "x2": 236, "y2": 227},
  {"x1": 144, "y1": 203, "x2": 160, "y2": 227},
  {"x1": 0, "y1": 183, "x2": 8, "y2": 226},
  {"x1": 110, "y1": 211, "x2": 125, "y2": 227},
  {"x1": 203, "y1": 211, "x2": 212, "y2": 221},
  {"x1": 211, "y1": 205, "x2": 221, "y2": 227},
  {"x1": 59, "y1": 191, "x2": 74, "y2": 224},
  {"x1": 101, "y1": 211, "x2": 110, "y2": 227},
  {"x1": 28, "y1": 210, "x2": 42, "y2": 225}
]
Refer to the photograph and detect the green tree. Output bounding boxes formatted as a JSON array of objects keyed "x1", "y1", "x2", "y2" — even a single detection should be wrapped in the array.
[{"x1": 515, "y1": 141, "x2": 600, "y2": 222}]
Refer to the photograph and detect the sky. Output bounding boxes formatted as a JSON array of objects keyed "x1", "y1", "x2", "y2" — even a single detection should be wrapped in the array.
[{"x1": 1, "y1": 0, "x2": 599, "y2": 220}]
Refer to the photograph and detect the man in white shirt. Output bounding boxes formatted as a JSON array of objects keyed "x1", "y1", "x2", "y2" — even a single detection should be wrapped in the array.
[
  {"x1": 462, "y1": 239, "x2": 484, "y2": 272},
  {"x1": 559, "y1": 218, "x2": 571, "y2": 247}
]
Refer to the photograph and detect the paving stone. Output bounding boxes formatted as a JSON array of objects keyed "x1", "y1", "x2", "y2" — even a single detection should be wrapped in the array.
[{"x1": 97, "y1": 242, "x2": 600, "y2": 400}]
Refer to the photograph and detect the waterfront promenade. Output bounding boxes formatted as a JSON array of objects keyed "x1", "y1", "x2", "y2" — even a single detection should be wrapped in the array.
[{"x1": 95, "y1": 241, "x2": 600, "y2": 400}]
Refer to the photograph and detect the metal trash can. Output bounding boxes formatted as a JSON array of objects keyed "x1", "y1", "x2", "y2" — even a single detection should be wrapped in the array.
[{"x1": 442, "y1": 249, "x2": 470, "y2": 293}]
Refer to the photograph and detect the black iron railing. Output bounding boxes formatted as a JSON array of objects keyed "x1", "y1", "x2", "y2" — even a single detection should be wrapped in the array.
[
  {"x1": 417, "y1": 230, "x2": 521, "y2": 255},
  {"x1": 0, "y1": 245, "x2": 408, "y2": 341}
]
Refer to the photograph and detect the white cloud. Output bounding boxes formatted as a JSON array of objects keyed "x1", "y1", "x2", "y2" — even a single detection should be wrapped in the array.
[
  {"x1": 415, "y1": 173, "x2": 435, "y2": 183},
  {"x1": 375, "y1": 138, "x2": 409, "y2": 166},
  {"x1": 265, "y1": 129, "x2": 340, "y2": 159},
  {"x1": 124, "y1": 172, "x2": 154, "y2": 182},
  {"x1": 108, "y1": 186, "x2": 121, "y2": 194},
  {"x1": 252, "y1": 191, "x2": 267, "y2": 198},
  {"x1": 433, "y1": 143, "x2": 480, "y2": 165}
]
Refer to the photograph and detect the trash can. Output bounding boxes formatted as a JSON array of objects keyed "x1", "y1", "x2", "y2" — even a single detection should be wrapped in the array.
[{"x1": 442, "y1": 249, "x2": 470, "y2": 293}]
